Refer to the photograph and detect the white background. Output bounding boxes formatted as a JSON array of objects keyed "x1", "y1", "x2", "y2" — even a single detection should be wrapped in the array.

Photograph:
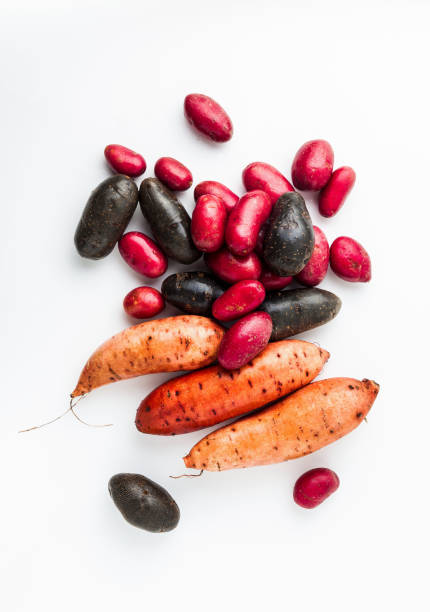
[{"x1": 1, "y1": 1, "x2": 429, "y2": 610}]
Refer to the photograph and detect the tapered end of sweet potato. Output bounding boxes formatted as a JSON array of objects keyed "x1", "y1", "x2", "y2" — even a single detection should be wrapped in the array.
[{"x1": 183, "y1": 454, "x2": 194, "y2": 469}]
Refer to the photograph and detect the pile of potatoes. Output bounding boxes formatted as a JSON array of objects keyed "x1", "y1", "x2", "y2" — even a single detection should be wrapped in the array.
[{"x1": 70, "y1": 93, "x2": 378, "y2": 532}]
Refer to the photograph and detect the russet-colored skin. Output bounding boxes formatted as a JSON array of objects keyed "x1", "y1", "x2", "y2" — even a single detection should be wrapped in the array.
[
  {"x1": 136, "y1": 340, "x2": 329, "y2": 435},
  {"x1": 71, "y1": 316, "x2": 224, "y2": 397},
  {"x1": 184, "y1": 378, "x2": 379, "y2": 471}
]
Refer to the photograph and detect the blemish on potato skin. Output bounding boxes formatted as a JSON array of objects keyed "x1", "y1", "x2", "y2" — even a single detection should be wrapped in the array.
[{"x1": 356, "y1": 411, "x2": 363, "y2": 419}]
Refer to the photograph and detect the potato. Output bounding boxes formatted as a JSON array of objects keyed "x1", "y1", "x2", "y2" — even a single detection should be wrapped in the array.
[{"x1": 161, "y1": 272, "x2": 224, "y2": 315}]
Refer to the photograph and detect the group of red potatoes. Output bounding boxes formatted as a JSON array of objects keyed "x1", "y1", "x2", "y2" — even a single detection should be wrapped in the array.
[{"x1": 104, "y1": 93, "x2": 372, "y2": 508}]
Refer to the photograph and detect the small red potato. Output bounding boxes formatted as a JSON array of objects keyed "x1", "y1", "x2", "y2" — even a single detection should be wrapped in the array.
[
  {"x1": 118, "y1": 231, "x2": 168, "y2": 278},
  {"x1": 243, "y1": 162, "x2": 294, "y2": 205},
  {"x1": 191, "y1": 194, "x2": 227, "y2": 253},
  {"x1": 259, "y1": 267, "x2": 293, "y2": 291},
  {"x1": 293, "y1": 468, "x2": 340, "y2": 509},
  {"x1": 225, "y1": 190, "x2": 272, "y2": 256},
  {"x1": 212, "y1": 280, "x2": 266, "y2": 321},
  {"x1": 194, "y1": 181, "x2": 239, "y2": 213},
  {"x1": 330, "y1": 236, "x2": 371, "y2": 282},
  {"x1": 205, "y1": 248, "x2": 262, "y2": 284},
  {"x1": 217, "y1": 312, "x2": 272, "y2": 370},
  {"x1": 123, "y1": 287, "x2": 165, "y2": 319},
  {"x1": 292, "y1": 140, "x2": 334, "y2": 190},
  {"x1": 319, "y1": 166, "x2": 356, "y2": 217},
  {"x1": 184, "y1": 93, "x2": 233, "y2": 142},
  {"x1": 295, "y1": 226, "x2": 329, "y2": 287},
  {"x1": 154, "y1": 157, "x2": 193, "y2": 191},
  {"x1": 104, "y1": 144, "x2": 146, "y2": 177}
]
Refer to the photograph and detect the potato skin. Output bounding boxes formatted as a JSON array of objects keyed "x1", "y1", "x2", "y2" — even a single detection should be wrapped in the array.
[
  {"x1": 123, "y1": 287, "x2": 165, "y2": 319},
  {"x1": 217, "y1": 312, "x2": 272, "y2": 370},
  {"x1": 71, "y1": 315, "x2": 224, "y2": 397},
  {"x1": 212, "y1": 280, "x2": 265, "y2": 322},
  {"x1": 184, "y1": 378, "x2": 379, "y2": 471},
  {"x1": 291, "y1": 139, "x2": 334, "y2": 191},
  {"x1": 205, "y1": 248, "x2": 262, "y2": 284},
  {"x1": 139, "y1": 178, "x2": 200, "y2": 264},
  {"x1": 136, "y1": 340, "x2": 329, "y2": 435},
  {"x1": 319, "y1": 166, "x2": 356, "y2": 217},
  {"x1": 74, "y1": 175, "x2": 138, "y2": 260},
  {"x1": 295, "y1": 226, "x2": 329, "y2": 287},
  {"x1": 259, "y1": 267, "x2": 293, "y2": 291},
  {"x1": 109, "y1": 473, "x2": 179, "y2": 532},
  {"x1": 263, "y1": 192, "x2": 314, "y2": 276},
  {"x1": 118, "y1": 231, "x2": 168, "y2": 278},
  {"x1": 260, "y1": 288, "x2": 341, "y2": 341},
  {"x1": 293, "y1": 468, "x2": 340, "y2": 509},
  {"x1": 184, "y1": 93, "x2": 233, "y2": 142},
  {"x1": 154, "y1": 157, "x2": 193, "y2": 191},
  {"x1": 191, "y1": 194, "x2": 227, "y2": 252},
  {"x1": 330, "y1": 236, "x2": 371, "y2": 282},
  {"x1": 104, "y1": 145, "x2": 146, "y2": 178},
  {"x1": 194, "y1": 181, "x2": 238, "y2": 213},
  {"x1": 225, "y1": 190, "x2": 272, "y2": 256},
  {"x1": 161, "y1": 272, "x2": 224, "y2": 315},
  {"x1": 242, "y1": 162, "x2": 294, "y2": 205}
]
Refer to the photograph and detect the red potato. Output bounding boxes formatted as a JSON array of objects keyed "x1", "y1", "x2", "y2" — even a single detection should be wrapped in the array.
[
  {"x1": 184, "y1": 93, "x2": 233, "y2": 142},
  {"x1": 330, "y1": 236, "x2": 371, "y2": 282},
  {"x1": 319, "y1": 166, "x2": 356, "y2": 217},
  {"x1": 123, "y1": 287, "x2": 165, "y2": 319},
  {"x1": 194, "y1": 181, "x2": 239, "y2": 214},
  {"x1": 225, "y1": 190, "x2": 272, "y2": 256},
  {"x1": 295, "y1": 226, "x2": 329, "y2": 287},
  {"x1": 217, "y1": 312, "x2": 272, "y2": 370},
  {"x1": 154, "y1": 157, "x2": 193, "y2": 191},
  {"x1": 184, "y1": 377, "x2": 379, "y2": 471},
  {"x1": 259, "y1": 267, "x2": 293, "y2": 291},
  {"x1": 71, "y1": 316, "x2": 224, "y2": 397},
  {"x1": 212, "y1": 280, "x2": 266, "y2": 321},
  {"x1": 243, "y1": 162, "x2": 294, "y2": 205},
  {"x1": 104, "y1": 144, "x2": 146, "y2": 177},
  {"x1": 205, "y1": 248, "x2": 262, "y2": 284},
  {"x1": 118, "y1": 231, "x2": 167, "y2": 278},
  {"x1": 136, "y1": 340, "x2": 330, "y2": 435},
  {"x1": 293, "y1": 468, "x2": 340, "y2": 509},
  {"x1": 191, "y1": 194, "x2": 227, "y2": 253},
  {"x1": 291, "y1": 140, "x2": 334, "y2": 191}
]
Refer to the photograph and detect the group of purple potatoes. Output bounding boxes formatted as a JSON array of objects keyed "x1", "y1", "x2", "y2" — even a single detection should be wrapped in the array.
[{"x1": 101, "y1": 93, "x2": 372, "y2": 509}]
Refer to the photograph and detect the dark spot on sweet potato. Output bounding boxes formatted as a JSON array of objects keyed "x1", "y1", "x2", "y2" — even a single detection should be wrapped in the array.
[
  {"x1": 175, "y1": 417, "x2": 181, "y2": 422},
  {"x1": 262, "y1": 388, "x2": 267, "y2": 393},
  {"x1": 329, "y1": 428, "x2": 334, "y2": 434},
  {"x1": 167, "y1": 390, "x2": 171, "y2": 398},
  {"x1": 248, "y1": 379, "x2": 253, "y2": 388},
  {"x1": 145, "y1": 406, "x2": 150, "y2": 412},
  {"x1": 277, "y1": 353, "x2": 281, "y2": 358},
  {"x1": 356, "y1": 412, "x2": 363, "y2": 418},
  {"x1": 206, "y1": 440, "x2": 210, "y2": 445},
  {"x1": 198, "y1": 382, "x2": 203, "y2": 390},
  {"x1": 348, "y1": 384, "x2": 354, "y2": 390},
  {"x1": 212, "y1": 409, "x2": 217, "y2": 415},
  {"x1": 175, "y1": 390, "x2": 180, "y2": 396}
]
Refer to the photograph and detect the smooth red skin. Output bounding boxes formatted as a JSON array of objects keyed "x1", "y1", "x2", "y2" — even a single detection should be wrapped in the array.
[
  {"x1": 191, "y1": 195, "x2": 227, "y2": 252},
  {"x1": 330, "y1": 236, "x2": 371, "y2": 282},
  {"x1": 212, "y1": 280, "x2": 266, "y2": 322},
  {"x1": 243, "y1": 162, "x2": 294, "y2": 205},
  {"x1": 291, "y1": 140, "x2": 334, "y2": 191},
  {"x1": 259, "y1": 267, "x2": 293, "y2": 291},
  {"x1": 104, "y1": 144, "x2": 146, "y2": 177},
  {"x1": 194, "y1": 181, "x2": 239, "y2": 213},
  {"x1": 123, "y1": 287, "x2": 165, "y2": 319},
  {"x1": 319, "y1": 166, "x2": 356, "y2": 217},
  {"x1": 293, "y1": 468, "x2": 340, "y2": 509},
  {"x1": 217, "y1": 312, "x2": 273, "y2": 370},
  {"x1": 154, "y1": 157, "x2": 193, "y2": 191},
  {"x1": 225, "y1": 190, "x2": 272, "y2": 257},
  {"x1": 295, "y1": 226, "x2": 329, "y2": 287},
  {"x1": 184, "y1": 94, "x2": 233, "y2": 142},
  {"x1": 205, "y1": 249, "x2": 262, "y2": 284},
  {"x1": 118, "y1": 231, "x2": 168, "y2": 278}
]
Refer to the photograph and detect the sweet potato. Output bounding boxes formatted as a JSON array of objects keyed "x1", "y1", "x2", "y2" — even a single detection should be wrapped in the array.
[
  {"x1": 136, "y1": 340, "x2": 329, "y2": 435},
  {"x1": 183, "y1": 378, "x2": 379, "y2": 471},
  {"x1": 71, "y1": 316, "x2": 224, "y2": 397}
]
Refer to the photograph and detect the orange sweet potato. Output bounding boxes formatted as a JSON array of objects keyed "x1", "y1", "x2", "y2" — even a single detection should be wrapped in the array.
[
  {"x1": 184, "y1": 378, "x2": 379, "y2": 471},
  {"x1": 136, "y1": 340, "x2": 329, "y2": 435},
  {"x1": 71, "y1": 316, "x2": 224, "y2": 397}
]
